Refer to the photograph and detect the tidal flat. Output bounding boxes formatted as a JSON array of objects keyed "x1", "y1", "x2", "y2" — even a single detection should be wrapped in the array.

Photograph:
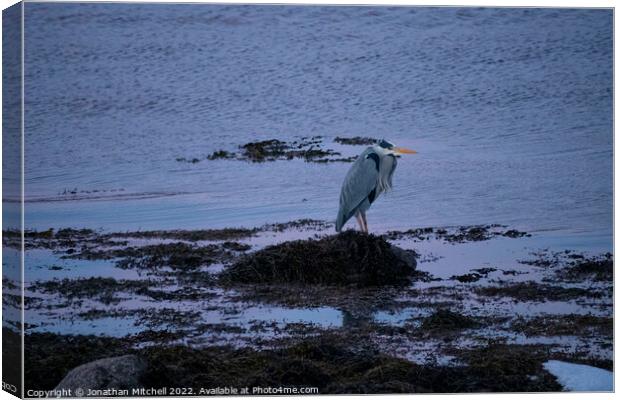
[{"x1": 4, "y1": 220, "x2": 612, "y2": 393}]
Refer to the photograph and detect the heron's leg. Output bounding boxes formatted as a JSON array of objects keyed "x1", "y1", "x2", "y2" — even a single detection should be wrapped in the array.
[
  {"x1": 355, "y1": 212, "x2": 365, "y2": 232},
  {"x1": 360, "y1": 211, "x2": 368, "y2": 233}
]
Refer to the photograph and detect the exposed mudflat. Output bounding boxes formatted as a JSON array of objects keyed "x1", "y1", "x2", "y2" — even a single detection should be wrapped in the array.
[{"x1": 4, "y1": 221, "x2": 612, "y2": 393}]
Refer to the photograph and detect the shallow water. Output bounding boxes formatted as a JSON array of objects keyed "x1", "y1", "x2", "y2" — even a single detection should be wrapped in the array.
[{"x1": 12, "y1": 4, "x2": 612, "y2": 241}]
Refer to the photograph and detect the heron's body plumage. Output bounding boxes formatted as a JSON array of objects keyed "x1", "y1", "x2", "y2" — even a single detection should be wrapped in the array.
[{"x1": 336, "y1": 146, "x2": 398, "y2": 232}]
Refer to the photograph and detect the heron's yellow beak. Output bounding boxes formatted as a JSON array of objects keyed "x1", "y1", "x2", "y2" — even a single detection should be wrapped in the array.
[{"x1": 394, "y1": 147, "x2": 417, "y2": 155}]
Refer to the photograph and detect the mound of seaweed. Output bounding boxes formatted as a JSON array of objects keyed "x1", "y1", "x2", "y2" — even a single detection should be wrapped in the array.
[{"x1": 220, "y1": 231, "x2": 416, "y2": 287}]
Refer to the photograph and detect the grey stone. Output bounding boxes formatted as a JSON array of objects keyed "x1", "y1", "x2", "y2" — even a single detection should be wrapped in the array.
[{"x1": 54, "y1": 355, "x2": 147, "y2": 393}]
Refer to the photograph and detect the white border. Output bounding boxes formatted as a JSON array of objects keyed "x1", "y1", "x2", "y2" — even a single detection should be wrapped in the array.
[{"x1": 0, "y1": 2, "x2": 615, "y2": 400}]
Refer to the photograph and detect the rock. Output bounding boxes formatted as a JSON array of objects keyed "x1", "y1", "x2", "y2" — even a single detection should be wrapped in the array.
[
  {"x1": 54, "y1": 355, "x2": 146, "y2": 392},
  {"x1": 220, "y1": 231, "x2": 417, "y2": 287}
]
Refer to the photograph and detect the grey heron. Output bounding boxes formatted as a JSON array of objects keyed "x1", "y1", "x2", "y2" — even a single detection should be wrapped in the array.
[{"x1": 336, "y1": 139, "x2": 417, "y2": 233}]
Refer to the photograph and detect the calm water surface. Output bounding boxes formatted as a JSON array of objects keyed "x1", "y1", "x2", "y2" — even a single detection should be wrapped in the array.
[{"x1": 12, "y1": 4, "x2": 612, "y2": 241}]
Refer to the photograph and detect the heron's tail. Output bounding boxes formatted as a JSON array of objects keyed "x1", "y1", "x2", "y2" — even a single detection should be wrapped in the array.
[{"x1": 335, "y1": 207, "x2": 346, "y2": 232}]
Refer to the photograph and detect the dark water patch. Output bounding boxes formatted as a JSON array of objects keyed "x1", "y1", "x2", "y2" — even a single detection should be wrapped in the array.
[{"x1": 220, "y1": 231, "x2": 417, "y2": 287}]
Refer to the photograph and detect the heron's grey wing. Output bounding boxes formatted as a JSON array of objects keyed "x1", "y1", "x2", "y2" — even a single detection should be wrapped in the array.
[{"x1": 336, "y1": 150, "x2": 380, "y2": 231}]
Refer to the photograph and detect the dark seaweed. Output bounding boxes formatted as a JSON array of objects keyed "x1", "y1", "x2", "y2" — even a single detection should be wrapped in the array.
[
  {"x1": 22, "y1": 330, "x2": 564, "y2": 393},
  {"x1": 334, "y1": 136, "x2": 377, "y2": 145},
  {"x1": 220, "y1": 231, "x2": 416, "y2": 287}
]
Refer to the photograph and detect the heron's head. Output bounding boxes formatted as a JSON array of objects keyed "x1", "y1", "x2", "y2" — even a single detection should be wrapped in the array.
[{"x1": 376, "y1": 139, "x2": 417, "y2": 157}]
